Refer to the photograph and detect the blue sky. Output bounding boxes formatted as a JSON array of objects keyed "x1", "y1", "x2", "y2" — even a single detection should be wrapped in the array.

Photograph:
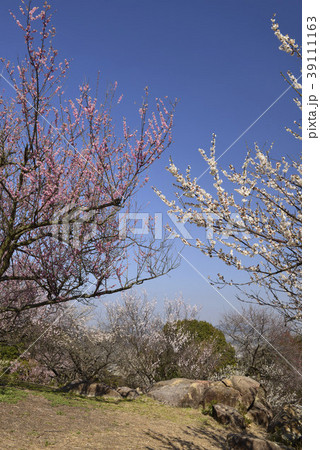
[{"x1": 0, "y1": 0, "x2": 301, "y2": 324}]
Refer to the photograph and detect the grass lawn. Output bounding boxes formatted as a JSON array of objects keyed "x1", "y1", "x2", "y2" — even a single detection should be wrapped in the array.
[{"x1": 0, "y1": 384, "x2": 269, "y2": 449}]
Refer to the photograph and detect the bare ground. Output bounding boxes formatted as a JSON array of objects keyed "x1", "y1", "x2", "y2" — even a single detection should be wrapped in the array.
[{"x1": 0, "y1": 387, "x2": 268, "y2": 449}]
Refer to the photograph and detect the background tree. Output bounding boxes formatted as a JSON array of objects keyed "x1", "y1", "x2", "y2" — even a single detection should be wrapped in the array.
[
  {"x1": 160, "y1": 319, "x2": 235, "y2": 380},
  {"x1": 3, "y1": 289, "x2": 235, "y2": 389},
  {"x1": 1, "y1": 303, "x2": 117, "y2": 385},
  {"x1": 154, "y1": 19, "x2": 301, "y2": 325},
  {"x1": 29, "y1": 306, "x2": 117, "y2": 385},
  {"x1": 219, "y1": 305, "x2": 301, "y2": 412},
  {"x1": 103, "y1": 292, "x2": 234, "y2": 388},
  {"x1": 0, "y1": 2, "x2": 176, "y2": 316},
  {"x1": 103, "y1": 292, "x2": 195, "y2": 388}
]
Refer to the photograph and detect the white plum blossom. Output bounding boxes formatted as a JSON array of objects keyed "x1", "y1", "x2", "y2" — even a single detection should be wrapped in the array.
[{"x1": 154, "y1": 21, "x2": 301, "y2": 325}]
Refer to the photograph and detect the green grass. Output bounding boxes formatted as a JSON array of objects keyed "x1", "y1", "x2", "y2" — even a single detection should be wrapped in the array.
[
  {"x1": 101, "y1": 395, "x2": 217, "y2": 426},
  {"x1": 0, "y1": 386, "x2": 28, "y2": 404},
  {"x1": 0, "y1": 384, "x2": 218, "y2": 429},
  {"x1": 35, "y1": 390, "x2": 94, "y2": 408}
]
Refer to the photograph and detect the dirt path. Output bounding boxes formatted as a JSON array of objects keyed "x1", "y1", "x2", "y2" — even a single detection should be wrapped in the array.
[{"x1": 0, "y1": 388, "x2": 230, "y2": 449}]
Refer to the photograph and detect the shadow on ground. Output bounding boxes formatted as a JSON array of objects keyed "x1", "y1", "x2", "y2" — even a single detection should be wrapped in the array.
[{"x1": 146, "y1": 425, "x2": 227, "y2": 449}]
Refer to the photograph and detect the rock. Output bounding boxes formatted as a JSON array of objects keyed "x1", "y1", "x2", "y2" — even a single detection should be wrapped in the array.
[
  {"x1": 147, "y1": 378, "x2": 211, "y2": 408},
  {"x1": 228, "y1": 376, "x2": 260, "y2": 409},
  {"x1": 116, "y1": 386, "x2": 139, "y2": 399},
  {"x1": 127, "y1": 390, "x2": 139, "y2": 399},
  {"x1": 61, "y1": 382, "x2": 121, "y2": 399},
  {"x1": 247, "y1": 401, "x2": 273, "y2": 428},
  {"x1": 227, "y1": 433, "x2": 288, "y2": 449},
  {"x1": 256, "y1": 385, "x2": 268, "y2": 403},
  {"x1": 147, "y1": 377, "x2": 264, "y2": 412},
  {"x1": 210, "y1": 404, "x2": 246, "y2": 431},
  {"x1": 82, "y1": 383, "x2": 105, "y2": 397},
  {"x1": 203, "y1": 382, "x2": 242, "y2": 409},
  {"x1": 221, "y1": 378, "x2": 233, "y2": 388},
  {"x1": 268, "y1": 404, "x2": 302, "y2": 448},
  {"x1": 101, "y1": 388, "x2": 122, "y2": 400}
]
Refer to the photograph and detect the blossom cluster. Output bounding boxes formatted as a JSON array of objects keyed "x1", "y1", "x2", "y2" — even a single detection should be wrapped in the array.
[
  {"x1": 0, "y1": 2, "x2": 175, "y2": 313},
  {"x1": 154, "y1": 19, "x2": 302, "y2": 324}
]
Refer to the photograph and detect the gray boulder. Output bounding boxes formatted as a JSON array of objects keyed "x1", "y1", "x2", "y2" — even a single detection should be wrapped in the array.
[
  {"x1": 210, "y1": 404, "x2": 246, "y2": 431},
  {"x1": 247, "y1": 400, "x2": 273, "y2": 428},
  {"x1": 227, "y1": 376, "x2": 260, "y2": 409},
  {"x1": 227, "y1": 433, "x2": 289, "y2": 449},
  {"x1": 203, "y1": 381, "x2": 242, "y2": 409},
  {"x1": 268, "y1": 404, "x2": 302, "y2": 448},
  {"x1": 61, "y1": 382, "x2": 122, "y2": 399},
  {"x1": 147, "y1": 378, "x2": 210, "y2": 408},
  {"x1": 101, "y1": 388, "x2": 122, "y2": 400},
  {"x1": 147, "y1": 376, "x2": 266, "y2": 412},
  {"x1": 116, "y1": 386, "x2": 139, "y2": 399}
]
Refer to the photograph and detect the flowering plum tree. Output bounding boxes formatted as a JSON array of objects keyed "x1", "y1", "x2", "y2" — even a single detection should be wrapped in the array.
[
  {"x1": 1, "y1": 303, "x2": 117, "y2": 385},
  {"x1": 103, "y1": 292, "x2": 197, "y2": 387},
  {"x1": 154, "y1": 19, "x2": 301, "y2": 325},
  {"x1": 104, "y1": 292, "x2": 234, "y2": 387},
  {"x1": 1, "y1": 290, "x2": 235, "y2": 387},
  {"x1": 0, "y1": 2, "x2": 175, "y2": 314},
  {"x1": 220, "y1": 306, "x2": 301, "y2": 411},
  {"x1": 160, "y1": 318, "x2": 235, "y2": 381},
  {"x1": 29, "y1": 306, "x2": 117, "y2": 384}
]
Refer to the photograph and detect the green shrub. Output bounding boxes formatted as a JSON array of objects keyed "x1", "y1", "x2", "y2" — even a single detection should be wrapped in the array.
[
  {"x1": 0, "y1": 343, "x2": 24, "y2": 361},
  {"x1": 166, "y1": 319, "x2": 236, "y2": 369}
]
